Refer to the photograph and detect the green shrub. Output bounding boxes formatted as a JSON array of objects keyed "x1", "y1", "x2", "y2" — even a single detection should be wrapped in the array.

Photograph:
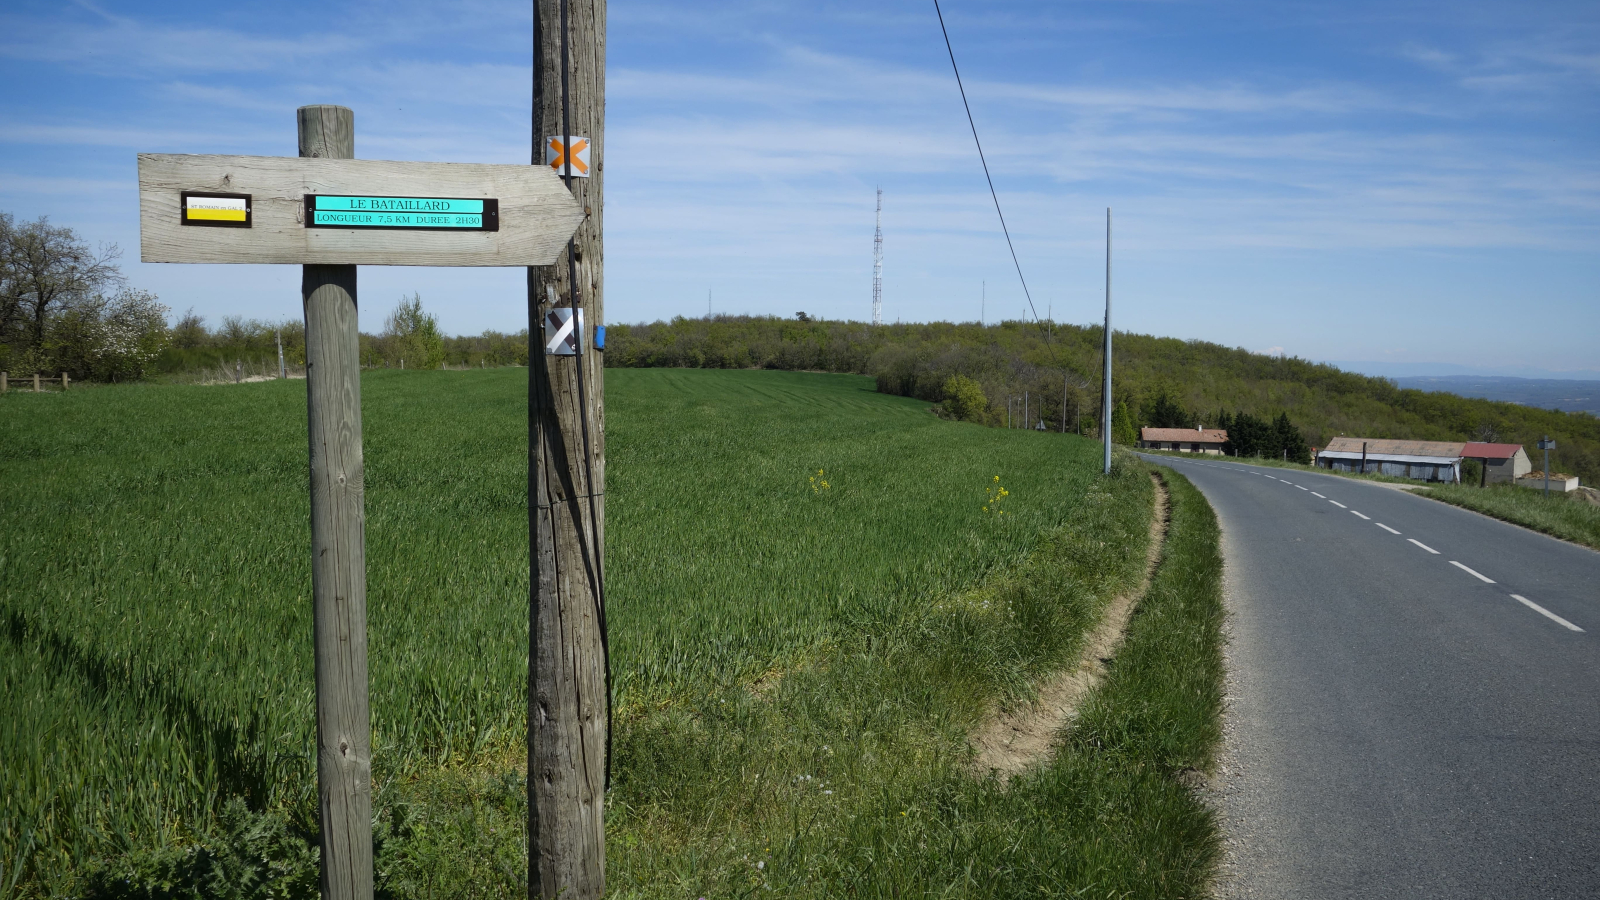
[{"x1": 941, "y1": 373, "x2": 988, "y2": 423}]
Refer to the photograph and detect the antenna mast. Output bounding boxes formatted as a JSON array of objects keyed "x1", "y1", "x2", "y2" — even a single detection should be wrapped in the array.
[{"x1": 872, "y1": 188, "x2": 883, "y2": 325}]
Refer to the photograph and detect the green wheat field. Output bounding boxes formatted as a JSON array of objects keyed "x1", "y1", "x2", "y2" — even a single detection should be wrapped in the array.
[{"x1": 1, "y1": 368, "x2": 1222, "y2": 898}]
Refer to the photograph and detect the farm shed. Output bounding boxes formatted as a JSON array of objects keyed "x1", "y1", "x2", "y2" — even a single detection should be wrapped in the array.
[
  {"x1": 1317, "y1": 437, "x2": 1465, "y2": 483},
  {"x1": 1139, "y1": 426, "x2": 1229, "y2": 455},
  {"x1": 1461, "y1": 442, "x2": 1532, "y2": 486}
]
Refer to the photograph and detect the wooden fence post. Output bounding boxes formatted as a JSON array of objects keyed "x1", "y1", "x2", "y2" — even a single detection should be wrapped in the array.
[
  {"x1": 2, "y1": 372, "x2": 7, "y2": 392},
  {"x1": 62, "y1": 372, "x2": 69, "y2": 390},
  {"x1": 529, "y1": 0, "x2": 608, "y2": 896},
  {"x1": 298, "y1": 103, "x2": 372, "y2": 900},
  {"x1": 33, "y1": 373, "x2": 41, "y2": 393}
]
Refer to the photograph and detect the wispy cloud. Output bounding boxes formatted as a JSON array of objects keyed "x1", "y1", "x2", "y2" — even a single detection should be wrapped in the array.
[{"x1": 1, "y1": 0, "x2": 1595, "y2": 368}]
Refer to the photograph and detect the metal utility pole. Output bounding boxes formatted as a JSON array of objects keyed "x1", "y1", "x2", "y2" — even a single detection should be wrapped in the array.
[
  {"x1": 1540, "y1": 436, "x2": 1555, "y2": 497},
  {"x1": 529, "y1": 0, "x2": 607, "y2": 896},
  {"x1": 298, "y1": 104, "x2": 372, "y2": 900},
  {"x1": 981, "y1": 280, "x2": 985, "y2": 325},
  {"x1": 1101, "y1": 207, "x2": 1113, "y2": 475},
  {"x1": 872, "y1": 188, "x2": 884, "y2": 326}
]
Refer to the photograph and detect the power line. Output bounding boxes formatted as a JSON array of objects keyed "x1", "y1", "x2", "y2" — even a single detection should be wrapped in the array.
[{"x1": 932, "y1": 0, "x2": 1039, "y2": 324}]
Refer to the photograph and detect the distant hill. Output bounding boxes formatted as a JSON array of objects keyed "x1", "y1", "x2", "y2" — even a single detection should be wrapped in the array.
[
  {"x1": 607, "y1": 316, "x2": 1600, "y2": 486},
  {"x1": 1327, "y1": 361, "x2": 1600, "y2": 381},
  {"x1": 1391, "y1": 376, "x2": 1600, "y2": 416}
]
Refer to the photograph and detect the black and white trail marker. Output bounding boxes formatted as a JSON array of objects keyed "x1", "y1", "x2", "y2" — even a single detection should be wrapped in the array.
[{"x1": 544, "y1": 307, "x2": 583, "y2": 356}]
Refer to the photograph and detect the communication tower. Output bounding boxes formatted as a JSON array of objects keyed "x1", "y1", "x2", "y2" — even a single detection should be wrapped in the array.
[{"x1": 872, "y1": 188, "x2": 883, "y2": 326}]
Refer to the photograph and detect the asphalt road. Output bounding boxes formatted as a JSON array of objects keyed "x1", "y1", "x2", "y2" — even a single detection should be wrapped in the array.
[{"x1": 1138, "y1": 454, "x2": 1600, "y2": 899}]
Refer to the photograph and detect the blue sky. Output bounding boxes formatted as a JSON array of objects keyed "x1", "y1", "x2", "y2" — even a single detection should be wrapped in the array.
[{"x1": 2, "y1": 0, "x2": 1596, "y2": 374}]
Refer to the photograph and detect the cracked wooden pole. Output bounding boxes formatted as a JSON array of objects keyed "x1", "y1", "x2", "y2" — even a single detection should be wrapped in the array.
[
  {"x1": 299, "y1": 103, "x2": 372, "y2": 900},
  {"x1": 528, "y1": 0, "x2": 607, "y2": 895}
]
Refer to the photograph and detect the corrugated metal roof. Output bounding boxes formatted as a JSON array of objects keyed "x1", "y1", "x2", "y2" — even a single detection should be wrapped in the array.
[
  {"x1": 1140, "y1": 428, "x2": 1228, "y2": 443},
  {"x1": 1322, "y1": 436, "x2": 1466, "y2": 457},
  {"x1": 1319, "y1": 451, "x2": 1462, "y2": 464},
  {"x1": 1461, "y1": 442, "x2": 1526, "y2": 460}
]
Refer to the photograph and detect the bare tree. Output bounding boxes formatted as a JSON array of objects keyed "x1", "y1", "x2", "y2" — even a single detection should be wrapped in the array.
[
  {"x1": 0, "y1": 212, "x2": 19, "y2": 343},
  {"x1": 0, "y1": 215, "x2": 124, "y2": 350},
  {"x1": 171, "y1": 308, "x2": 209, "y2": 349}
]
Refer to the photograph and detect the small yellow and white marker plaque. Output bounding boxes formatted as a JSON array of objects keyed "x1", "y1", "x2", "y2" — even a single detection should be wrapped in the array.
[{"x1": 181, "y1": 191, "x2": 252, "y2": 228}]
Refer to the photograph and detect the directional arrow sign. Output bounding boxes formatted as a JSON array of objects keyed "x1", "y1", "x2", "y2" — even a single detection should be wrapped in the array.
[{"x1": 138, "y1": 154, "x2": 586, "y2": 266}]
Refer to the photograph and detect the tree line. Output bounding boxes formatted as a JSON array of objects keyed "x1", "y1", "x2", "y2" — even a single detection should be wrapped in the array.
[
  {"x1": 604, "y1": 314, "x2": 1598, "y2": 484},
  {"x1": 161, "y1": 296, "x2": 533, "y2": 377},
  {"x1": 6, "y1": 211, "x2": 1592, "y2": 484}
]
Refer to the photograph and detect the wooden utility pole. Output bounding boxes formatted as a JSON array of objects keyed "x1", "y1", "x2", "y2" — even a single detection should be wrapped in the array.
[
  {"x1": 529, "y1": 0, "x2": 608, "y2": 897},
  {"x1": 299, "y1": 104, "x2": 372, "y2": 900},
  {"x1": 1101, "y1": 208, "x2": 1113, "y2": 475}
]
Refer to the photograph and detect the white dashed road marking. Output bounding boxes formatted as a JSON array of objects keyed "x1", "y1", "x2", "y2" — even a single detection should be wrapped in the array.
[
  {"x1": 1169, "y1": 457, "x2": 1587, "y2": 635},
  {"x1": 1512, "y1": 595, "x2": 1584, "y2": 632},
  {"x1": 1450, "y1": 561, "x2": 1495, "y2": 584}
]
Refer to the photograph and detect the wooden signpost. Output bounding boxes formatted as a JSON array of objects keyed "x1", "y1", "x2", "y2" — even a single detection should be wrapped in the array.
[
  {"x1": 528, "y1": 0, "x2": 608, "y2": 896},
  {"x1": 139, "y1": 87, "x2": 598, "y2": 896}
]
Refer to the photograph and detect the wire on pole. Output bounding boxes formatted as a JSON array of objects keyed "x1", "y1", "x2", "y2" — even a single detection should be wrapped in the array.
[{"x1": 933, "y1": 0, "x2": 1038, "y2": 324}]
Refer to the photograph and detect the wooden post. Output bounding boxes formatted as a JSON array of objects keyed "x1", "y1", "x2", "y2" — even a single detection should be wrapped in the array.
[
  {"x1": 33, "y1": 373, "x2": 41, "y2": 393},
  {"x1": 298, "y1": 104, "x2": 372, "y2": 900},
  {"x1": 529, "y1": 0, "x2": 607, "y2": 896},
  {"x1": 62, "y1": 372, "x2": 69, "y2": 390},
  {"x1": 2, "y1": 372, "x2": 7, "y2": 393},
  {"x1": 1101, "y1": 208, "x2": 1113, "y2": 475}
]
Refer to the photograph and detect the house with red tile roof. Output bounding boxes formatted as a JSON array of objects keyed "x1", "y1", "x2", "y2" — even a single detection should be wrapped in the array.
[{"x1": 1139, "y1": 426, "x2": 1228, "y2": 455}]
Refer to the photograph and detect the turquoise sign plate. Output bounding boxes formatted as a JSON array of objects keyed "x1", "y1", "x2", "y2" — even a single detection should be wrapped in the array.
[{"x1": 304, "y1": 195, "x2": 499, "y2": 232}]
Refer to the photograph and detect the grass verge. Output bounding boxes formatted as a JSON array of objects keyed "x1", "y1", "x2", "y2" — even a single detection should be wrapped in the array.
[
  {"x1": 333, "y1": 462, "x2": 1226, "y2": 899},
  {"x1": 1410, "y1": 483, "x2": 1600, "y2": 551}
]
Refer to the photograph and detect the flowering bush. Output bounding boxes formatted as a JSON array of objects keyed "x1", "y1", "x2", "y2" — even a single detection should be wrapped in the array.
[{"x1": 45, "y1": 288, "x2": 170, "y2": 381}]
